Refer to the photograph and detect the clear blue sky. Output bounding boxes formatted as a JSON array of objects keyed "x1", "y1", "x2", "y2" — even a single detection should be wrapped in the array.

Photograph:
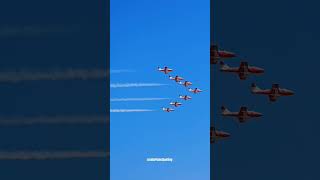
[
  {"x1": 0, "y1": 0, "x2": 107, "y2": 179},
  {"x1": 111, "y1": 0, "x2": 210, "y2": 179},
  {"x1": 212, "y1": 0, "x2": 319, "y2": 179}
]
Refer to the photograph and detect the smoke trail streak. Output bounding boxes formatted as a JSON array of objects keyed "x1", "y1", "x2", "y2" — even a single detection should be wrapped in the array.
[
  {"x1": 0, "y1": 115, "x2": 108, "y2": 126},
  {"x1": 110, "y1": 69, "x2": 134, "y2": 73},
  {"x1": 0, "y1": 25, "x2": 79, "y2": 38},
  {"x1": 110, "y1": 98, "x2": 170, "y2": 102},
  {"x1": 110, "y1": 83, "x2": 167, "y2": 88},
  {"x1": 0, "y1": 69, "x2": 107, "y2": 83},
  {"x1": 0, "y1": 68, "x2": 135, "y2": 83},
  {"x1": 110, "y1": 109, "x2": 155, "y2": 113},
  {"x1": 0, "y1": 151, "x2": 109, "y2": 160}
]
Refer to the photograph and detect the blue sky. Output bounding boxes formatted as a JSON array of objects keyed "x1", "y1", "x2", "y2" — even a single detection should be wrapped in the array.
[
  {"x1": 111, "y1": 0, "x2": 210, "y2": 179},
  {"x1": 212, "y1": 0, "x2": 320, "y2": 179}
]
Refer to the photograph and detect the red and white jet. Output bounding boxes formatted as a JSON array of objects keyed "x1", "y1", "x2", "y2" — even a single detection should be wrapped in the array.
[
  {"x1": 178, "y1": 81, "x2": 192, "y2": 87},
  {"x1": 251, "y1": 83, "x2": 294, "y2": 102},
  {"x1": 162, "y1": 107, "x2": 175, "y2": 112},
  {"x1": 220, "y1": 61, "x2": 264, "y2": 80},
  {"x1": 158, "y1": 66, "x2": 173, "y2": 74},
  {"x1": 170, "y1": 101, "x2": 182, "y2": 107},
  {"x1": 169, "y1": 75, "x2": 184, "y2": 82},
  {"x1": 221, "y1": 106, "x2": 263, "y2": 123},
  {"x1": 188, "y1": 88, "x2": 203, "y2": 94},
  {"x1": 179, "y1": 95, "x2": 192, "y2": 100},
  {"x1": 210, "y1": 44, "x2": 236, "y2": 64},
  {"x1": 210, "y1": 126, "x2": 230, "y2": 143}
]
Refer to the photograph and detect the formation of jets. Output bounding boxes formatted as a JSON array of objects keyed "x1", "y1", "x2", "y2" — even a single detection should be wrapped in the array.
[
  {"x1": 211, "y1": 43, "x2": 294, "y2": 144},
  {"x1": 158, "y1": 66, "x2": 202, "y2": 112}
]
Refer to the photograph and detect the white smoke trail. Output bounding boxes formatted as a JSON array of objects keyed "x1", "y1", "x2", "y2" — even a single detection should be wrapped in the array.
[
  {"x1": 0, "y1": 151, "x2": 109, "y2": 160},
  {"x1": 110, "y1": 69, "x2": 134, "y2": 73},
  {"x1": 0, "y1": 25, "x2": 79, "y2": 38},
  {"x1": 110, "y1": 109, "x2": 155, "y2": 113},
  {"x1": 0, "y1": 68, "x2": 136, "y2": 83},
  {"x1": 110, "y1": 83, "x2": 167, "y2": 88},
  {"x1": 0, "y1": 69, "x2": 107, "y2": 83},
  {"x1": 110, "y1": 98, "x2": 169, "y2": 102},
  {"x1": 0, "y1": 115, "x2": 108, "y2": 126}
]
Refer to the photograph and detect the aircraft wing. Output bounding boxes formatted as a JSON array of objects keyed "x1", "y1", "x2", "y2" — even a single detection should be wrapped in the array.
[
  {"x1": 247, "y1": 111, "x2": 262, "y2": 117},
  {"x1": 222, "y1": 112, "x2": 239, "y2": 117},
  {"x1": 221, "y1": 67, "x2": 239, "y2": 72},
  {"x1": 253, "y1": 89, "x2": 272, "y2": 94},
  {"x1": 248, "y1": 66, "x2": 264, "y2": 74},
  {"x1": 279, "y1": 88, "x2": 294, "y2": 96},
  {"x1": 251, "y1": 84, "x2": 272, "y2": 94}
]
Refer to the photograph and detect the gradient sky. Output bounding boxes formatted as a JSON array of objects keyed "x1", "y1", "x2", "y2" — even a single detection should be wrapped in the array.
[
  {"x1": 212, "y1": 0, "x2": 319, "y2": 179},
  {"x1": 111, "y1": 0, "x2": 210, "y2": 179},
  {"x1": 0, "y1": 0, "x2": 107, "y2": 179}
]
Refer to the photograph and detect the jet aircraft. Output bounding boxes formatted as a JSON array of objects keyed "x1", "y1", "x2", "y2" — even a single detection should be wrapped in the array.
[
  {"x1": 169, "y1": 75, "x2": 184, "y2": 82},
  {"x1": 170, "y1": 101, "x2": 182, "y2": 107},
  {"x1": 210, "y1": 44, "x2": 236, "y2": 64},
  {"x1": 188, "y1": 88, "x2": 203, "y2": 94},
  {"x1": 210, "y1": 126, "x2": 230, "y2": 143},
  {"x1": 179, "y1": 95, "x2": 192, "y2": 100},
  {"x1": 251, "y1": 83, "x2": 294, "y2": 102},
  {"x1": 221, "y1": 106, "x2": 263, "y2": 123},
  {"x1": 220, "y1": 61, "x2": 264, "y2": 80},
  {"x1": 162, "y1": 107, "x2": 175, "y2": 112},
  {"x1": 178, "y1": 81, "x2": 192, "y2": 87},
  {"x1": 158, "y1": 66, "x2": 173, "y2": 74}
]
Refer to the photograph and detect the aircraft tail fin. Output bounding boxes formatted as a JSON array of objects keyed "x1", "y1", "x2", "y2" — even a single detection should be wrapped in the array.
[
  {"x1": 210, "y1": 45, "x2": 219, "y2": 59},
  {"x1": 220, "y1": 61, "x2": 230, "y2": 70},
  {"x1": 221, "y1": 106, "x2": 231, "y2": 115},
  {"x1": 210, "y1": 126, "x2": 215, "y2": 143},
  {"x1": 251, "y1": 83, "x2": 261, "y2": 93}
]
